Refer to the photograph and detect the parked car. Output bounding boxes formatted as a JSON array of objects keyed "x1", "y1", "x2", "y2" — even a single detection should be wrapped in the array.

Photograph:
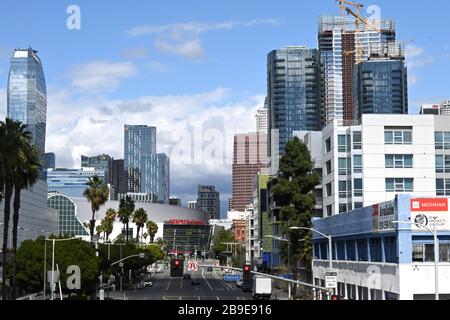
[
  {"x1": 143, "y1": 281, "x2": 153, "y2": 288},
  {"x1": 191, "y1": 280, "x2": 201, "y2": 286}
]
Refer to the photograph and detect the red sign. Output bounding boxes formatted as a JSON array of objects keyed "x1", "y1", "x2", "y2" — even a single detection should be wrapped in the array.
[
  {"x1": 167, "y1": 219, "x2": 205, "y2": 226},
  {"x1": 410, "y1": 198, "x2": 449, "y2": 212}
]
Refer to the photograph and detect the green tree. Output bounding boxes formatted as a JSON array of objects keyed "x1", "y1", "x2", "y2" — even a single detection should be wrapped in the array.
[
  {"x1": 145, "y1": 220, "x2": 158, "y2": 243},
  {"x1": 118, "y1": 196, "x2": 135, "y2": 242},
  {"x1": 271, "y1": 137, "x2": 319, "y2": 290},
  {"x1": 132, "y1": 208, "x2": 148, "y2": 243},
  {"x1": 83, "y1": 176, "x2": 109, "y2": 242},
  {"x1": 212, "y1": 229, "x2": 235, "y2": 263},
  {"x1": 0, "y1": 119, "x2": 33, "y2": 300},
  {"x1": 11, "y1": 143, "x2": 41, "y2": 299},
  {"x1": 104, "y1": 208, "x2": 116, "y2": 241}
]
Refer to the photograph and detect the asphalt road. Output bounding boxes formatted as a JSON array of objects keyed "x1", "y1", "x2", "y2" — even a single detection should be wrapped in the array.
[{"x1": 111, "y1": 267, "x2": 254, "y2": 301}]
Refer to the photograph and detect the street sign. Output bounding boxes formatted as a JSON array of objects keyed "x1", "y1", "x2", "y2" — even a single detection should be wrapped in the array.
[
  {"x1": 325, "y1": 272, "x2": 338, "y2": 290},
  {"x1": 187, "y1": 260, "x2": 198, "y2": 272},
  {"x1": 224, "y1": 274, "x2": 241, "y2": 282}
]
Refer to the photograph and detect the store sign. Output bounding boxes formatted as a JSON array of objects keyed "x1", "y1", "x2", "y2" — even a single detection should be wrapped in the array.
[
  {"x1": 372, "y1": 200, "x2": 396, "y2": 232},
  {"x1": 167, "y1": 219, "x2": 205, "y2": 226},
  {"x1": 410, "y1": 198, "x2": 450, "y2": 231}
]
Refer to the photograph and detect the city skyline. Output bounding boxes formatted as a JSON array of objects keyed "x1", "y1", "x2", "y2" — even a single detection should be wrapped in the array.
[{"x1": 1, "y1": 0, "x2": 450, "y2": 216}]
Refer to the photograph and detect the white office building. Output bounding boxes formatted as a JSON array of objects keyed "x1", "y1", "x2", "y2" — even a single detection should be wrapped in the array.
[{"x1": 298, "y1": 114, "x2": 450, "y2": 218}]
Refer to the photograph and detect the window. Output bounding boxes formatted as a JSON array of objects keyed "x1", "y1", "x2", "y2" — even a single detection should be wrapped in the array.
[
  {"x1": 354, "y1": 179, "x2": 363, "y2": 197},
  {"x1": 353, "y1": 131, "x2": 362, "y2": 150},
  {"x1": 326, "y1": 205, "x2": 332, "y2": 217},
  {"x1": 339, "y1": 204, "x2": 347, "y2": 213},
  {"x1": 425, "y1": 244, "x2": 435, "y2": 262},
  {"x1": 338, "y1": 158, "x2": 347, "y2": 175},
  {"x1": 326, "y1": 160, "x2": 332, "y2": 175},
  {"x1": 385, "y1": 155, "x2": 413, "y2": 169},
  {"x1": 357, "y1": 239, "x2": 368, "y2": 261},
  {"x1": 337, "y1": 241, "x2": 346, "y2": 260},
  {"x1": 412, "y1": 244, "x2": 424, "y2": 262},
  {"x1": 386, "y1": 178, "x2": 414, "y2": 192},
  {"x1": 440, "y1": 244, "x2": 450, "y2": 262},
  {"x1": 435, "y1": 131, "x2": 450, "y2": 150},
  {"x1": 384, "y1": 237, "x2": 397, "y2": 263},
  {"x1": 436, "y1": 179, "x2": 450, "y2": 196},
  {"x1": 326, "y1": 183, "x2": 332, "y2": 197},
  {"x1": 435, "y1": 155, "x2": 450, "y2": 173},
  {"x1": 339, "y1": 181, "x2": 347, "y2": 199},
  {"x1": 354, "y1": 155, "x2": 362, "y2": 173},
  {"x1": 326, "y1": 138, "x2": 332, "y2": 153},
  {"x1": 354, "y1": 202, "x2": 363, "y2": 209},
  {"x1": 370, "y1": 238, "x2": 382, "y2": 262},
  {"x1": 385, "y1": 128, "x2": 412, "y2": 145},
  {"x1": 346, "y1": 240, "x2": 356, "y2": 261},
  {"x1": 338, "y1": 135, "x2": 347, "y2": 152}
]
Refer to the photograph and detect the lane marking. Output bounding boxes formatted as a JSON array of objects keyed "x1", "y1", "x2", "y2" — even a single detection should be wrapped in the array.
[
  {"x1": 202, "y1": 268, "x2": 214, "y2": 291},
  {"x1": 216, "y1": 296, "x2": 220, "y2": 301},
  {"x1": 166, "y1": 278, "x2": 172, "y2": 291}
]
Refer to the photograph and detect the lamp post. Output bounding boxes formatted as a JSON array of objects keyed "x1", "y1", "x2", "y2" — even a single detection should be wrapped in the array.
[{"x1": 393, "y1": 220, "x2": 439, "y2": 301}]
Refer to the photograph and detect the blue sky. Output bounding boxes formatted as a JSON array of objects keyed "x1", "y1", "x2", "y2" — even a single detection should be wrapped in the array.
[{"x1": 1, "y1": 0, "x2": 450, "y2": 217}]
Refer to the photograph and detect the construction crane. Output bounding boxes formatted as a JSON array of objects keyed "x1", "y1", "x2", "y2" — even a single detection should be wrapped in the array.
[{"x1": 336, "y1": 0, "x2": 364, "y2": 18}]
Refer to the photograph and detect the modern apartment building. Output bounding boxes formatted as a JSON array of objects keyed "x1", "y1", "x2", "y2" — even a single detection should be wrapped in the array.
[
  {"x1": 307, "y1": 114, "x2": 450, "y2": 218},
  {"x1": 256, "y1": 106, "x2": 269, "y2": 134},
  {"x1": 197, "y1": 185, "x2": 220, "y2": 220},
  {"x1": 47, "y1": 167, "x2": 107, "y2": 198},
  {"x1": 353, "y1": 55, "x2": 408, "y2": 120},
  {"x1": 267, "y1": 46, "x2": 324, "y2": 156},
  {"x1": 318, "y1": 15, "x2": 399, "y2": 125},
  {"x1": 232, "y1": 132, "x2": 268, "y2": 211},
  {"x1": 124, "y1": 125, "x2": 170, "y2": 204}
]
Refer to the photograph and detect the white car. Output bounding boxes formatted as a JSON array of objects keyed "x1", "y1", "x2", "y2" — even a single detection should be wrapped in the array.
[{"x1": 144, "y1": 281, "x2": 153, "y2": 288}]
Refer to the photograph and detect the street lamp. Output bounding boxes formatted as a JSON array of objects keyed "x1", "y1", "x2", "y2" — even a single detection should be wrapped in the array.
[{"x1": 393, "y1": 220, "x2": 440, "y2": 301}]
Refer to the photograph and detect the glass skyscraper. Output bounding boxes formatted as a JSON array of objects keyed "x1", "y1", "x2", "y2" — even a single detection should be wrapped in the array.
[
  {"x1": 267, "y1": 46, "x2": 324, "y2": 156},
  {"x1": 353, "y1": 56, "x2": 408, "y2": 119},
  {"x1": 47, "y1": 168, "x2": 107, "y2": 198},
  {"x1": 7, "y1": 48, "x2": 47, "y2": 165},
  {"x1": 81, "y1": 154, "x2": 113, "y2": 184},
  {"x1": 124, "y1": 125, "x2": 170, "y2": 204}
]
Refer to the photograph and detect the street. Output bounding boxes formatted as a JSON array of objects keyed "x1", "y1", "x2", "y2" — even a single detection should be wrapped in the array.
[{"x1": 109, "y1": 267, "x2": 255, "y2": 301}]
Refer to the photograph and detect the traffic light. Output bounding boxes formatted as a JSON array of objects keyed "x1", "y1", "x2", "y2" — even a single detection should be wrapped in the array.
[
  {"x1": 243, "y1": 264, "x2": 252, "y2": 289},
  {"x1": 331, "y1": 295, "x2": 340, "y2": 301},
  {"x1": 170, "y1": 259, "x2": 184, "y2": 277}
]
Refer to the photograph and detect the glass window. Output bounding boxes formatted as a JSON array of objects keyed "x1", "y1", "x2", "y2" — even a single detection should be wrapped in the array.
[
  {"x1": 386, "y1": 178, "x2": 414, "y2": 192},
  {"x1": 413, "y1": 244, "x2": 424, "y2": 262},
  {"x1": 353, "y1": 132, "x2": 362, "y2": 150},
  {"x1": 425, "y1": 244, "x2": 435, "y2": 262},
  {"x1": 370, "y1": 238, "x2": 382, "y2": 262},
  {"x1": 338, "y1": 158, "x2": 347, "y2": 175},
  {"x1": 436, "y1": 179, "x2": 445, "y2": 196},
  {"x1": 354, "y1": 155, "x2": 362, "y2": 173},
  {"x1": 385, "y1": 128, "x2": 412, "y2": 145},
  {"x1": 338, "y1": 135, "x2": 347, "y2": 152},
  {"x1": 385, "y1": 131, "x2": 393, "y2": 144},
  {"x1": 445, "y1": 132, "x2": 450, "y2": 150},
  {"x1": 339, "y1": 181, "x2": 347, "y2": 199},
  {"x1": 326, "y1": 138, "x2": 332, "y2": 153},
  {"x1": 386, "y1": 155, "x2": 413, "y2": 169},
  {"x1": 440, "y1": 244, "x2": 450, "y2": 262},
  {"x1": 436, "y1": 155, "x2": 444, "y2": 173},
  {"x1": 384, "y1": 237, "x2": 397, "y2": 263},
  {"x1": 357, "y1": 239, "x2": 368, "y2": 261},
  {"x1": 435, "y1": 132, "x2": 443, "y2": 150},
  {"x1": 339, "y1": 204, "x2": 347, "y2": 213},
  {"x1": 326, "y1": 160, "x2": 332, "y2": 175},
  {"x1": 354, "y1": 179, "x2": 363, "y2": 197},
  {"x1": 347, "y1": 240, "x2": 356, "y2": 261}
]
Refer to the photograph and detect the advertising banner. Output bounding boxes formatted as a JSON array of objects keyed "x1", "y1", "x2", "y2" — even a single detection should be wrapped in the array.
[
  {"x1": 410, "y1": 198, "x2": 450, "y2": 231},
  {"x1": 372, "y1": 200, "x2": 396, "y2": 232}
]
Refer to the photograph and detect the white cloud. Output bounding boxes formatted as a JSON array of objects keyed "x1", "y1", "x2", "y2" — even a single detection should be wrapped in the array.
[
  {"x1": 122, "y1": 47, "x2": 150, "y2": 59},
  {"x1": 405, "y1": 44, "x2": 435, "y2": 87},
  {"x1": 70, "y1": 60, "x2": 137, "y2": 93},
  {"x1": 127, "y1": 19, "x2": 279, "y2": 60},
  {"x1": 146, "y1": 61, "x2": 169, "y2": 73}
]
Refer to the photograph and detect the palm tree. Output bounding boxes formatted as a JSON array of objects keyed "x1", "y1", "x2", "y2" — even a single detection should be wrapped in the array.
[
  {"x1": 83, "y1": 176, "x2": 109, "y2": 242},
  {"x1": 11, "y1": 143, "x2": 41, "y2": 299},
  {"x1": 104, "y1": 208, "x2": 117, "y2": 241},
  {"x1": 132, "y1": 208, "x2": 148, "y2": 243},
  {"x1": 146, "y1": 220, "x2": 159, "y2": 243},
  {"x1": 117, "y1": 196, "x2": 135, "y2": 242},
  {"x1": 0, "y1": 119, "x2": 32, "y2": 301}
]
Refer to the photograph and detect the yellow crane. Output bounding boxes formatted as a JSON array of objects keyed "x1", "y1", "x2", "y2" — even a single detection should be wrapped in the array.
[{"x1": 337, "y1": 0, "x2": 364, "y2": 18}]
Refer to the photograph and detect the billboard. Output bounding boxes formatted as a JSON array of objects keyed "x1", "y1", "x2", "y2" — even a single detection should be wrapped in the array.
[
  {"x1": 410, "y1": 198, "x2": 450, "y2": 231},
  {"x1": 372, "y1": 200, "x2": 396, "y2": 232}
]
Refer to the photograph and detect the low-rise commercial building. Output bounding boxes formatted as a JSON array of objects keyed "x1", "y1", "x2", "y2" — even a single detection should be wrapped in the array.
[{"x1": 312, "y1": 195, "x2": 450, "y2": 300}]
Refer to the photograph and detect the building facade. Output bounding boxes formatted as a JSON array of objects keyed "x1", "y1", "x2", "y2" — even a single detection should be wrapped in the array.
[
  {"x1": 232, "y1": 132, "x2": 268, "y2": 211},
  {"x1": 81, "y1": 154, "x2": 113, "y2": 185},
  {"x1": 7, "y1": 48, "x2": 47, "y2": 165},
  {"x1": 318, "y1": 15, "x2": 398, "y2": 125},
  {"x1": 197, "y1": 185, "x2": 220, "y2": 220},
  {"x1": 310, "y1": 114, "x2": 450, "y2": 218},
  {"x1": 44, "y1": 153, "x2": 56, "y2": 170},
  {"x1": 256, "y1": 107, "x2": 269, "y2": 134},
  {"x1": 164, "y1": 220, "x2": 211, "y2": 256},
  {"x1": 112, "y1": 159, "x2": 125, "y2": 200},
  {"x1": 312, "y1": 195, "x2": 450, "y2": 300},
  {"x1": 267, "y1": 46, "x2": 324, "y2": 156},
  {"x1": 47, "y1": 167, "x2": 107, "y2": 198},
  {"x1": 353, "y1": 56, "x2": 408, "y2": 120},
  {"x1": 141, "y1": 153, "x2": 170, "y2": 204},
  {"x1": 253, "y1": 173, "x2": 272, "y2": 267}
]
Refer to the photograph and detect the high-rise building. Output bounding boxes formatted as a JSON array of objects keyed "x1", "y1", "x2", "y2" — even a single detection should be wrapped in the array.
[
  {"x1": 7, "y1": 48, "x2": 47, "y2": 166},
  {"x1": 318, "y1": 15, "x2": 399, "y2": 125},
  {"x1": 232, "y1": 132, "x2": 268, "y2": 211},
  {"x1": 353, "y1": 55, "x2": 408, "y2": 120},
  {"x1": 44, "y1": 153, "x2": 56, "y2": 170},
  {"x1": 81, "y1": 154, "x2": 113, "y2": 184},
  {"x1": 420, "y1": 101, "x2": 450, "y2": 116},
  {"x1": 197, "y1": 185, "x2": 220, "y2": 220},
  {"x1": 188, "y1": 201, "x2": 197, "y2": 210},
  {"x1": 124, "y1": 125, "x2": 170, "y2": 204},
  {"x1": 256, "y1": 106, "x2": 269, "y2": 134},
  {"x1": 267, "y1": 46, "x2": 324, "y2": 156},
  {"x1": 124, "y1": 125, "x2": 157, "y2": 193},
  {"x1": 47, "y1": 168, "x2": 108, "y2": 198},
  {"x1": 112, "y1": 159, "x2": 125, "y2": 200}
]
